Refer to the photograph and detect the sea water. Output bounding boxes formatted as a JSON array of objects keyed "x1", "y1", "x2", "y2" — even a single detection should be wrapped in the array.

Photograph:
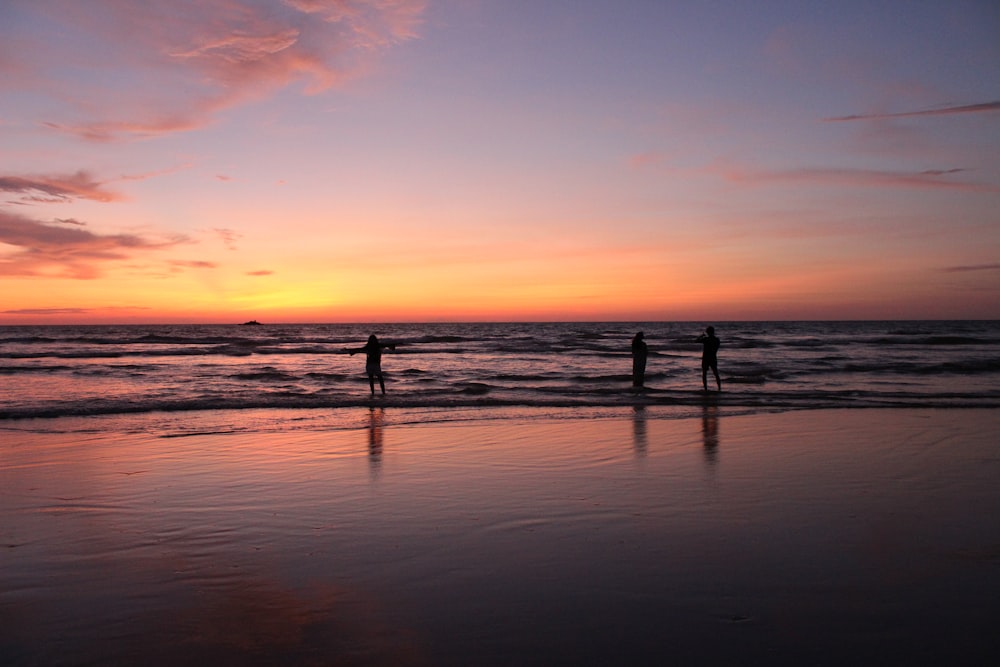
[{"x1": 2, "y1": 321, "x2": 999, "y2": 430}]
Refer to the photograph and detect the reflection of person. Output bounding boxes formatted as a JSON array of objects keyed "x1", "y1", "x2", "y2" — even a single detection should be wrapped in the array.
[
  {"x1": 632, "y1": 405, "x2": 648, "y2": 457},
  {"x1": 368, "y1": 406, "x2": 384, "y2": 476},
  {"x1": 347, "y1": 335, "x2": 395, "y2": 395},
  {"x1": 696, "y1": 326, "x2": 721, "y2": 391},
  {"x1": 702, "y1": 403, "x2": 719, "y2": 466},
  {"x1": 631, "y1": 331, "x2": 648, "y2": 387}
]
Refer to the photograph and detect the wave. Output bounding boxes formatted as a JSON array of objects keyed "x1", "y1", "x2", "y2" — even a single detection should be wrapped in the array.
[
  {"x1": 0, "y1": 364, "x2": 76, "y2": 374},
  {"x1": 870, "y1": 335, "x2": 995, "y2": 346},
  {"x1": 837, "y1": 359, "x2": 1000, "y2": 375},
  {"x1": 1, "y1": 341, "x2": 510, "y2": 360},
  {"x1": 407, "y1": 335, "x2": 471, "y2": 344},
  {"x1": 4, "y1": 334, "x2": 997, "y2": 361},
  {"x1": 232, "y1": 369, "x2": 301, "y2": 382},
  {"x1": 3, "y1": 388, "x2": 998, "y2": 421},
  {"x1": 455, "y1": 382, "x2": 494, "y2": 395},
  {"x1": 0, "y1": 344, "x2": 340, "y2": 360}
]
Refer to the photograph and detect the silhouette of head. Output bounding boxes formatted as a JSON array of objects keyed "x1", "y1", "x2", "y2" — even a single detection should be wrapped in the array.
[
  {"x1": 368, "y1": 334, "x2": 378, "y2": 344},
  {"x1": 706, "y1": 326, "x2": 714, "y2": 335}
]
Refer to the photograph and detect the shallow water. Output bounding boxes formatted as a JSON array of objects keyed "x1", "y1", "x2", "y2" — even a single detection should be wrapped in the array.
[
  {"x1": 2, "y1": 321, "x2": 999, "y2": 421},
  {"x1": 2, "y1": 408, "x2": 999, "y2": 665}
]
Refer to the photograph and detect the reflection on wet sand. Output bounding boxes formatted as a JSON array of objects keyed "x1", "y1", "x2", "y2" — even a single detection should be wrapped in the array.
[
  {"x1": 368, "y1": 407, "x2": 385, "y2": 479},
  {"x1": 702, "y1": 403, "x2": 719, "y2": 467},
  {"x1": 83, "y1": 573, "x2": 426, "y2": 666},
  {"x1": 177, "y1": 580, "x2": 427, "y2": 666},
  {"x1": 6, "y1": 409, "x2": 998, "y2": 665},
  {"x1": 631, "y1": 406, "x2": 648, "y2": 457}
]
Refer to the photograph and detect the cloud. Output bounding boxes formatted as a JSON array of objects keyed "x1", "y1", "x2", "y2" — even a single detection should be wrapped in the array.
[
  {"x1": 0, "y1": 171, "x2": 124, "y2": 203},
  {"x1": 213, "y1": 228, "x2": 243, "y2": 250},
  {"x1": 2, "y1": 307, "x2": 91, "y2": 315},
  {"x1": 40, "y1": 116, "x2": 212, "y2": 143},
  {"x1": 4, "y1": 0, "x2": 427, "y2": 142},
  {"x1": 825, "y1": 101, "x2": 1000, "y2": 122},
  {"x1": 2, "y1": 306, "x2": 152, "y2": 316},
  {"x1": 709, "y1": 160, "x2": 998, "y2": 192},
  {"x1": 941, "y1": 263, "x2": 1000, "y2": 273},
  {"x1": 170, "y1": 260, "x2": 218, "y2": 269},
  {"x1": 247, "y1": 269, "x2": 274, "y2": 276},
  {"x1": 0, "y1": 210, "x2": 187, "y2": 278}
]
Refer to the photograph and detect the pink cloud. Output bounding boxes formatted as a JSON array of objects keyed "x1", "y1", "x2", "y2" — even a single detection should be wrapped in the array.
[
  {"x1": 825, "y1": 101, "x2": 1000, "y2": 122},
  {"x1": 284, "y1": 0, "x2": 426, "y2": 44},
  {"x1": 709, "y1": 160, "x2": 998, "y2": 192},
  {"x1": 40, "y1": 115, "x2": 211, "y2": 143},
  {"x1": 0, "y1": 210, "x2": 187, "y2": 278},
  {"x1": 212, "y1": 228, "x2": 243, "y2": 250},
  {"x1": 941, "y1": 263, "x2": 1000, "y2": 273},
  {"x1": 247, "y1": 269, "x2": 274, "y2": 276},
  {"x1": 0, "y1": 171, "x2": 125, "y2": 203},
  {"x1": 170, "y1": 260, "x2": 218, "y2": 269},
  {"x1": 3, "y1": 0, "x2": 427, "y2": 142}
]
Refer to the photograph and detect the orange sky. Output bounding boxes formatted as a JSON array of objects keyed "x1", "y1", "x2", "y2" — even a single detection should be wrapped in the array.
[{"x1": 2, "y1": 1, "x2": 998, "y2": 324}]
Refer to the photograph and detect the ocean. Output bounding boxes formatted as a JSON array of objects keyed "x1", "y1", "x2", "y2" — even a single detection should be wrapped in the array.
[{"x1": 2, "y1": 321, "x2": 999, "y2": 431}]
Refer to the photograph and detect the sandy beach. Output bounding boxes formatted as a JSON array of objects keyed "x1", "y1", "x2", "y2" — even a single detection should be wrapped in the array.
[{"x1": 2, "y1": 407, "x2": 999, "y2": 665}]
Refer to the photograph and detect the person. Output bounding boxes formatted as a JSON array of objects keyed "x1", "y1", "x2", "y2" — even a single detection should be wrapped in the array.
[
  {"x1": 631, "y1": 331, "x2": 648, "y2": 388},
  {"x1": 347, "y1": 334, "x2": 395, "y2": 396},
  {"x1": 697, "y1": 326, "x2": 721, "y2": 391}
]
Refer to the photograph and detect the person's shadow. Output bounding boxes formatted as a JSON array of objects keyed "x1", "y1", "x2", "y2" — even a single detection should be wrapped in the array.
[
  {"x1": 702, "y1": 403, "x2": 719, "y2": 467},
  {"x1": 368, "y1": 406, "x2": 385, "y2": 479}
]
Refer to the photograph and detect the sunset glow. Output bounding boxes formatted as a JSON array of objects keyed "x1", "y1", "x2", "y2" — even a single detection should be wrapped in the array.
[{"x1": 2, "y1": 1, "x2": 998, "y2": 324}]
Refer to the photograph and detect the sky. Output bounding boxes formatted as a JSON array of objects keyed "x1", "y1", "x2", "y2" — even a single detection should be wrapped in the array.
[{"x1": 1, "y1": 0, "x2": 998, "y2": 324}]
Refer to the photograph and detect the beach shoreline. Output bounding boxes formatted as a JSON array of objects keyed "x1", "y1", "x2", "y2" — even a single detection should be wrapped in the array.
[{"x1": 2, "y1": 407, "x2": 999, "y2": 665}]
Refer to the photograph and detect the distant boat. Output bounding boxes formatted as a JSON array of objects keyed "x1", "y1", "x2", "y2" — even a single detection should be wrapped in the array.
[{"x1": 240, "y1": 320, "x2": 262, "y2": 326}]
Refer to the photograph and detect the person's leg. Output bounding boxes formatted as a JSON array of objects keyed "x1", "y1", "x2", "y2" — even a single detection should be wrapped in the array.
[
  {"x1": 368, "y1": 374, "x2": 375, "y2": 395},
  {"x1": 713, "y1": 364, "x2": 721, "y2": 391},
  {"x1": 701, "y1": 365, "x2": 708, "y2": 391},
  {"x1": 378, "y1": 373, "x2": 386, "y2": 395}
]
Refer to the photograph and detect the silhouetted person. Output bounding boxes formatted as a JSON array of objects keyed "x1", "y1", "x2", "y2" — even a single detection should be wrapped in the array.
[
  {"x1": 631, "y1": 331, "x2": 648, "y2": 387},
  {"x1": 347, "y1": 334, "x2": 395, "y2": 395},
  {"x1": 697, "y1": 326, "x2": 721, "y2": 391}
]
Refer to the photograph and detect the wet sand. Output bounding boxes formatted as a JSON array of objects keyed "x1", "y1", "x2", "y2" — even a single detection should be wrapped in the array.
[{"x1": 2, "y1": 408, "x2": 999, "y2": 665}]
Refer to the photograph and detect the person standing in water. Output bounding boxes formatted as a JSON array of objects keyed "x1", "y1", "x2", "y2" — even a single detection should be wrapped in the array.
[
  {"x1": 697, "y1": 326, "x2": 721, "y2": 391},
  {"x1": 347, "y1": 334, "x2": 395, "y2": 396},
  {"x1": 631, "y1": 331, "x2": 648, "y2": 388}
]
